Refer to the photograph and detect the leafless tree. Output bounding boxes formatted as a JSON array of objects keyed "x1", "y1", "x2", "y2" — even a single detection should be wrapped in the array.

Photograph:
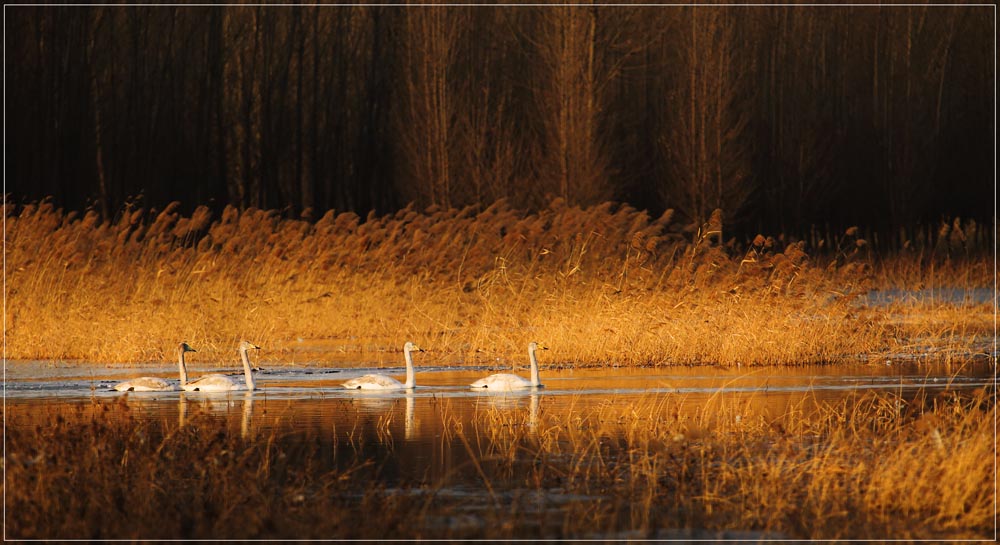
[{"x1": 660, "y1": 7, "x2": 755, "y2": 227}]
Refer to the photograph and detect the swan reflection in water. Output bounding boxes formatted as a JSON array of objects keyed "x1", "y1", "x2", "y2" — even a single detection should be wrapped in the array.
[
  {"x1": 473, "y1": 390, "x2": 542, "y2": 432},
  {"x1": 405, "y1": 394, "x2": 416, "y2": 440},
  {"x1": 344, "y1": 394, "x2": 419, "y2": 442},
  {"x1": 178, "y1": 391, "x2": 255, "y2": 438}
]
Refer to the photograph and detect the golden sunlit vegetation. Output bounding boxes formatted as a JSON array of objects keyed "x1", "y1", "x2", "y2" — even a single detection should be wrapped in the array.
[
  {"x1": 4, "y1": 199, "x2": 992, "y2": 366},
  {"x1": 465, "y1": 388, "x2": 996, "y2": 540},
  {"x1": 4, "y1": 388, "x2": 994, "y2": 539}
]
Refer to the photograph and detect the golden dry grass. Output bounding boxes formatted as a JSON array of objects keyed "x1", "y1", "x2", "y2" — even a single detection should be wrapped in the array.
[
  {"x1": 4, "y1": 199, "x2": 992, "y2": 365},
  {"x1": 466, "y1": 388, "x2": 996, "y2": 539},
  {"x1": 5, "y1": 388, "x2": 994, "y2": 539}
]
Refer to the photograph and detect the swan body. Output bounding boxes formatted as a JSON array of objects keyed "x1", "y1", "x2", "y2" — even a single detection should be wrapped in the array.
[
  {"x1": 182, "y1": 374, "x2": 244, "y2": 392},
  {"x1": 470, "y1": 373, "x2": 532, "y2": 390},
  {"x1": 343, "y1": 342, "x2": 423, "y2": 390},
  {"x1": 113, "y1": 376, "x2": 174, "y2": 392},
  {"x1": 113, "y1": 342, "x2": 196, "y2": 392},
  {"x1": 471, "y1": 342, "x2": 547, "y2": 390},
  {"x1": 182, "y1": 341, "x2": 260, "y2": 392},
  {"x1": 344, "y1": 374, "x2": 406, "y2": 390}
]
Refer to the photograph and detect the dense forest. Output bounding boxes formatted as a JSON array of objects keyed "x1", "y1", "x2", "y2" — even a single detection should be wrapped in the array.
[{"x1": 5, "y1": 5, "x2": 995, "y2": 236}]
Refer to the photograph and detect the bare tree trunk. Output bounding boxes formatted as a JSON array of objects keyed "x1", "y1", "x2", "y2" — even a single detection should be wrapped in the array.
[
  {"x1": 532, "y1": 5, "x2": 641, "y2": 206},
  {"x1": 294, "y1": 7, "x2": 310, "y2": 215},
  {"x1": 86, "y1": 8, "x2": 110, "y2": 219},
  {"x1": 396, "y1": 6, "x2": 461, "y2": 208},
  {"x1": 660, "y1": 7, "x2": 754, "y2": 227}
]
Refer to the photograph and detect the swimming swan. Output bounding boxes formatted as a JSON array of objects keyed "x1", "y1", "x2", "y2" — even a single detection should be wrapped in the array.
[
  {"x1": 182, "y1": 340, "x2": 260, "y2": 392},
  {"x1": 342, "y1": 342, "x2": 423, "y2": 390},
  {"x1": 471, "y1": 342, "x2": 547, "y2": 390},
  {"x1": 113, "y1": 342, "x2": 196, "y2": 392}
]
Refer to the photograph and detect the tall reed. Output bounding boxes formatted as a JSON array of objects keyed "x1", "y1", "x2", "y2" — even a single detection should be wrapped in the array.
[{"x1": 5, "y1": 199, "x2": 990, "y2": 365}]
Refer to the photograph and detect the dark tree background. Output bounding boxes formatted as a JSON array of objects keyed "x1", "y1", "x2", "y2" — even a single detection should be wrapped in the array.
[{"x1": 5, "y1": 5, "x2": 994, "y2": 237}]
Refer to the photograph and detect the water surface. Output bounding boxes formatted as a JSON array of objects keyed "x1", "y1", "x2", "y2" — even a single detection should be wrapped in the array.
[
  {"x1": 5, "y1": 359, "x2": 994, "y2": 539},
  {"x1": 7, "y1": 360, "x2": 994, "y2": 441}
]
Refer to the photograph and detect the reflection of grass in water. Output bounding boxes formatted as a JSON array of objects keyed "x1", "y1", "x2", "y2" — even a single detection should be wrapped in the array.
[
  {"x1": 6, "y1": 388, "x2": 993, "y2": 539},
  {"x1": 6, "y1": 201, "x2": 991, "y2": 365},
  {"x1": 459, "y1": 388, "x2": 995, "y2": 539}
]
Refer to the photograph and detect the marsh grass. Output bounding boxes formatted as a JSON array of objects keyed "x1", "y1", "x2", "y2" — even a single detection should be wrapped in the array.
[
  {"x1": 460, "y1": 388, "x2": 996, "y2": 540},
  {"x1": 5, "y1": 387, "x2": 993, "y2": 539},
  {"x1": 5, "y1": 199, "x2": 991, "y2": 365}
]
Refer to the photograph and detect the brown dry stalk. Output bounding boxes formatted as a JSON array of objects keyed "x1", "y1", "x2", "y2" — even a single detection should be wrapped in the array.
[
  {"x1": 5, "y1": 200, "x2": 990, "y2": 365},
  {"x1": 5, "y1": 388, "x2": 993, "y2": 539}
]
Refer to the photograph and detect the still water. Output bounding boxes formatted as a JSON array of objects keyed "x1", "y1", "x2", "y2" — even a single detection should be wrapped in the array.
[
  {"x1": 7, "y1": 360, "x2": 995, "y2": 448},
  {"x1": 5, "y1": 359, "x2": 995, "y2": 539}
]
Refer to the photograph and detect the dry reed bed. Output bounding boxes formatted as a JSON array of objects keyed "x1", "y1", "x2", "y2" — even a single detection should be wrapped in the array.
[
  {"x1": 5, "y1": 200, "x2": 990, "y2": 365},
  {"x1": 5, "y1": 388, "x2": 993, "y2": 539},
  {"x1": 465, "y1": 389, "x2": 995, "y2": 540}
]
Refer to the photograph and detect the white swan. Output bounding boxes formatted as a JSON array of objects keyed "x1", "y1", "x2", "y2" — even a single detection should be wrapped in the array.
[
  {"x1": 471, "y1": 342, "x2": 547, "y2": 390},
  {"x1": 343, "y1": 342, "x2": 423, "y2": 390},
  {"x1": 182, "y1": 340, "x2": 260, "y2": 392},
  {"x1": 114, "y1": 342, "x2": 196, "y2": 392}
]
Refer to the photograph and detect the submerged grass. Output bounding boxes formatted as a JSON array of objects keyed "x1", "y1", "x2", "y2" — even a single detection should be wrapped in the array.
[
  {"x1": 4, "y1": 388, "x2": 994, "y2": 539},
  {"x1": 4, "y1": 199, "x2": 992, "y2": 365}
]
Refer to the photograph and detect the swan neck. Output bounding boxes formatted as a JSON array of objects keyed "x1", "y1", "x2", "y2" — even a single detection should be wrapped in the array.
[
  {"x1": 240, "y1": 347, "x2": 256, "y2": 390},
  {"x1": 178, "y1": 349, "x2": 188, "y2": 386},
  {"x1": 403, "y1": 346, "x2": 415, "y2": 389},
  {"x1": 529, "y1": 346, "x2": 541, "y2": 387}
]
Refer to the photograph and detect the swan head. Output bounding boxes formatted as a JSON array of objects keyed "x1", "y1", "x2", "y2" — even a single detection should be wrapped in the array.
[
  {"x1": 179, "y1": 342, "x2": 197, "y2": 353},
  {"x1": 529, "y1": 342, "x2": 549, "y2": 351},
  {"x1": 239, "y1": 340, "x2": 261, "y2": 351},
  {"x1": 404, "y1": 341, "x2": 425, "y2": 353}
]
